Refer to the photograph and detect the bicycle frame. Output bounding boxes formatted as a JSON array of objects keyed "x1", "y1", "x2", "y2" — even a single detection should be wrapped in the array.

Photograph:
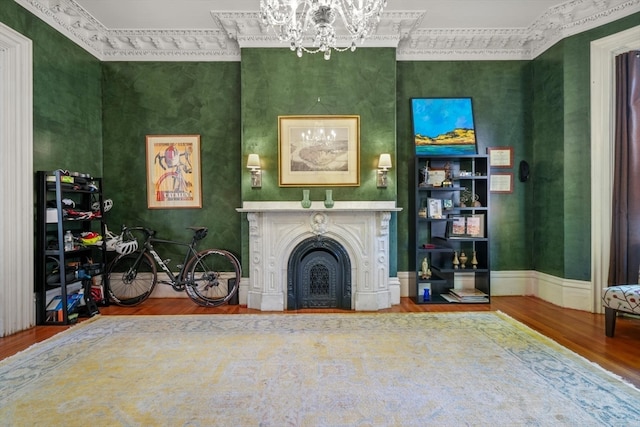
[{"x1": 126, "y1": 228, "x2": 201, "y2": 292}]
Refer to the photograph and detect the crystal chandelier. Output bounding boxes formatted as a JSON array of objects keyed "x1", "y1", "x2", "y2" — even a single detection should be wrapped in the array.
[{"x1": 260, "y1": 0, "x2": 388, "y2": 60}]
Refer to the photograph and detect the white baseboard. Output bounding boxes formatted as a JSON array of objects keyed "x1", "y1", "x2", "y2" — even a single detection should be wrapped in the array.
[{"x1": 398, "y1": 270, "x2": 595, "y2": 312}]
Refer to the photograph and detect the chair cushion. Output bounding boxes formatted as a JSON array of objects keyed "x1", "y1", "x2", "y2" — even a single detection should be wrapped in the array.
[{"x1": 602, "y1": 285, "x2": 640, "y2": 314}]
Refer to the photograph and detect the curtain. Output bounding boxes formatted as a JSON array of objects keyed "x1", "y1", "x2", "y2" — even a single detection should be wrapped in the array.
[{"x1": 608, "y1": 51, "x2": 640, "y2": 285}]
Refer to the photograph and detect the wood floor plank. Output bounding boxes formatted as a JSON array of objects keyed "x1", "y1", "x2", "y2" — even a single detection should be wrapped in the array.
[{"x1": 1, "y1": 296, "x2": 638, "y2": 388}]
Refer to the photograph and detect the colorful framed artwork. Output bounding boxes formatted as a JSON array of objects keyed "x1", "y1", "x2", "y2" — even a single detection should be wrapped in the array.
[
  {"x1": 145, "y1": 135, "x2": 202, "y2": 209},
  {"x1": 278, "y1": 115, "x2": 360, "y2": 187},
  {"x1": 411, "y1": 97, "x2": 478, "y2": 156}
]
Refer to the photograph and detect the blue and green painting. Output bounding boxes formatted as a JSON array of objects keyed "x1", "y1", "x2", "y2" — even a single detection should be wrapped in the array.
[{"x1": 411, "y1": 98, "x2": 477, "y2": 155}]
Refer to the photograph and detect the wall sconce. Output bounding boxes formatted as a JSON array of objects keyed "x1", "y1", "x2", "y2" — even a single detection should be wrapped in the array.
[
  {"x1": 377, "y1": 153, "x2": 392, "y2": 188},
  {"x1": 247, "y1": 154, "x2": 262, "y2": 188}
]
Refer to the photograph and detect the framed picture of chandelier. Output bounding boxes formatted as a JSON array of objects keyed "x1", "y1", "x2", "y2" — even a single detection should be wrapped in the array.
[{"x1": 278, "y1": 115, "x2": 360, "y2": 186}]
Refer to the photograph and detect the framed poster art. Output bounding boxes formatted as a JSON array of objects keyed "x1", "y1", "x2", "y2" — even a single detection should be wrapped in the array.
[
  {"x1": 411, "y1": 97, "x2": 478, "y2": 156},
  {"x1": 146, "y1": 135, "x2": 202, "y2": 209},
  {"x1": 278, "y1": 115, "x2": 360, "y2": 187}
]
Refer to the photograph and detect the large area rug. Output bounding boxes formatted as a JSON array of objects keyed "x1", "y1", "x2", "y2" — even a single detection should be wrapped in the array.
[{"x1": 1, "y1": 312, "x2": 639, "y2": 426}]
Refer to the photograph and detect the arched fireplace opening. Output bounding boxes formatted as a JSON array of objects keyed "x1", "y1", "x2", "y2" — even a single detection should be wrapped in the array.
[{"x1": 287, "y1": 236, "x2": 351, "y2": 310}]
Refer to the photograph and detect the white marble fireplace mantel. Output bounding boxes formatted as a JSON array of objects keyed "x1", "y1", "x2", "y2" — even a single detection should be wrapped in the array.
[{"x1": 237, "y1": 201, "x2": 402, "y2": 311}]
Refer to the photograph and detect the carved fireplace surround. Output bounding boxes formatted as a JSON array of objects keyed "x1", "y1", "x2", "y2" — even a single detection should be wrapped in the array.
[{"x1": 237, "y1": 201, "x2": 402, "y2": 311}]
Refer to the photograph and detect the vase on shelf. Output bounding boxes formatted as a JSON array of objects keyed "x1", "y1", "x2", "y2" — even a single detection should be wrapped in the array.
[
  {"x1": 423, "y1": 287, "x2": 431, "y2": 302},
  {"x1": 301, "y1": 189, "x2": 311, "y2": 208},
  {"x1": 472, "y1": 251, "x2": 478, "y2": 269},
  {"x1": 459, "y1": 251, "x2": 468, "y2": 269},
  {"x1": 324, "y1": 189, "x2": 334, "y2": 208},
  {"x1": 453, "y1": 251, "x2": 460, "y2": 269}
]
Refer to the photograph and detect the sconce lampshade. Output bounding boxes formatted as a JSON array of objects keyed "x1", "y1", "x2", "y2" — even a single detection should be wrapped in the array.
[
  {"x1": 378, "y1": 153, "x2": 392, "y2": 170},
  {"x1": 247, "y1": 154, "x2": 261, "y2": 170}
]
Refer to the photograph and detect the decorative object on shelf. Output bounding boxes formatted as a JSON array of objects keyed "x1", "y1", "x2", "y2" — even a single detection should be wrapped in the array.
[
  {"x1": 427, "y1": 198, "x2": 443, "y2": 219},
  {"x1": 459, "y1": 251, "x2": 468, "y2": 269},
  {"x1": 247, "y1": 154, "x2": 262, "y2": 188},
  {"x1": 324, "y1": 189, "x2": 334, "y2": 208},
  {"x1": 472, "y1": 251, "x2": 478, "y2": 269},
  {"x1": 441, "y1": 162, "x2": 453, "y2": 187},
  {"x1": 377, "y1": 153, "x2": 392, "y2": 188},
  {"x1": 278, "y1": 115, "x2": 360, "y2": 187},
  {"x1": 453, "y1": 251, "x2": 460, "y2": 269},
  {"x1": 427, "y1": 169, "x2": 446, "y2": 187},
  {"x1": 260, "y1": 0, "x2": 388, "y2": 60},
  {"x1": 146, "y1": 134, "x2": 202, "y2": 209},
  {"x1": 460, "y1": 188, "x2": 473, "y2": 207},
  {"x1": 473, "y1": 193, "x2": 482, "y2": 207},
  {"x1": 301, "y1": 189, "x2": 311, "y2": 208},
  {"x1": 442, "y1": 199, "x2": 453, "y2": 210},
  {"x1": 423, "y1": 287, "x2": 431, "y2": 301},
  {"x1": 419, "y1": 162, "x2": 430, "y2": 187},
  {"x1": 420, "y1": 257, "x2": 432, "y2": 279},
  {"x1": 411, "y1": 98, "x2": 478, "y2": 155},
  {"x1": 418, "y1": 198, "x2": 427, "y2": 218}
]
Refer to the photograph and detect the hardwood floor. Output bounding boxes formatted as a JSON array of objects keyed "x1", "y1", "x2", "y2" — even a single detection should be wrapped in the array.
[{"x1": 2, "y1": 296, "x2": 638, "y2": 387}]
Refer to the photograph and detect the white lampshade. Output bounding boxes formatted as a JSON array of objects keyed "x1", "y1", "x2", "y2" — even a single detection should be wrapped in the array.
[
  {"x1": 247, "y1": 154, "x2": 261, "y2": 170},
  {"x1": 378, "y1": 153, "x2": 392, "y2": 170}
]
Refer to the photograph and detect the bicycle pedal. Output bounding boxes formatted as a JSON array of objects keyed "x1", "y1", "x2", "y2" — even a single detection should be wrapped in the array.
[
  {"x1": 176, "y1": 264, "x2": 183, "y2": 269},
  {"x1": 163, "y1": 259, "x2": 171, "y2": 265}
]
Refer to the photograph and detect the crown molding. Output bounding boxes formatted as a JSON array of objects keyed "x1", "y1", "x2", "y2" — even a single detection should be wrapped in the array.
[{"x1": 14, "y1": 0, "x2": 640, "y2": 62}]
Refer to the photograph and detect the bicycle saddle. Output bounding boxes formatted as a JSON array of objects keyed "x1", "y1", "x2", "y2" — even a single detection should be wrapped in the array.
[{"x1": 188, "y1": 226, "x2": 208, "y2": 241}]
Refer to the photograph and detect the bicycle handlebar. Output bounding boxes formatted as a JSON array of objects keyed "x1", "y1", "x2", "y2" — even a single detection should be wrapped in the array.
[{"x1": 121, "y1": 225, "x2": 155, "y2": 238}]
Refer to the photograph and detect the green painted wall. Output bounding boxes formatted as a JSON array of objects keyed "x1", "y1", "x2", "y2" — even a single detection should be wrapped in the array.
[
  {"x1": 1, "y1": 0, "x2": 102, "y2": 176},
  {"x1": 396, "y1": 61, "x2": 534, "y2": 275},
  {"x1": 531, "y1": 13, "x2": 640, "y2": 280},
  {"x1": 239, "y1": 48, "x2": 398, "y2": 275},
  {"x1": 240, "y1": 48, "x2": 397, "y2": 201},
  {"x1": 4, "y1": 0, "x2": 638, "y2": 284},
  {"x1": 101, "y1": 62, "x2": 242, "y2": 263}
]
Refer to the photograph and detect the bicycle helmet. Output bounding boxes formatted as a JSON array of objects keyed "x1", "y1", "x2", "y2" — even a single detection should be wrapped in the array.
[
  {"x1": 91, "y1": 198, "x2": 113, "y2": 213},
  {"x1": 115, "y1": 238, "x2": 138, "y2": 255}
]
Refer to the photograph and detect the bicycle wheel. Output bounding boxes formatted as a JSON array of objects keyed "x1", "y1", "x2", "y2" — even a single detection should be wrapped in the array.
[
  {"x1": 107, "y1": 251, "x2": 157, "y2": 306},
  {"x1": 184, "y1": 249, "x2": 241, "y2": 307}
]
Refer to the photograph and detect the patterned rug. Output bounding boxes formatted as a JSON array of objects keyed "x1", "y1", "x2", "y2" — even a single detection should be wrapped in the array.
[{"x1": 1, "y1": 312, "x2": 639, "y2": 426}]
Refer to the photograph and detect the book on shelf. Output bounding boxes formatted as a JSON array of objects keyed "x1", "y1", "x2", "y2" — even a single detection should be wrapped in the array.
[
  {"x1": 46, "y1": 293, "x2": 83, "y2": 312},
  {"x1": 442, "y1": 288, "x2": 489, "y2": 303}
]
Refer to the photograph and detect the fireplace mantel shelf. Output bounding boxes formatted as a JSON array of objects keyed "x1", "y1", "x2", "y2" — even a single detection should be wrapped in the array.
[
  {"x1": 237, "y1": 200, "x2": 401, "y2": 311},
  {"x1": 237, "y1": 201, "x2": 402, "y2": 213}
]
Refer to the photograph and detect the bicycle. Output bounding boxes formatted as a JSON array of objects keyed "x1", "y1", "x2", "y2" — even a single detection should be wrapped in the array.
[{"x1": 105, "y1": 225, "x2": 241, "y2": 307}]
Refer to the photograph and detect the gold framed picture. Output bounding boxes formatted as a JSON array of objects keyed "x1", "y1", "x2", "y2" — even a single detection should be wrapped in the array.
[
  {"x1": 278, "y1": 115, "x2": 360, "y2": 187},
  {"x1": 145, "y1": 135, "x2": 202, "y2": 209}
]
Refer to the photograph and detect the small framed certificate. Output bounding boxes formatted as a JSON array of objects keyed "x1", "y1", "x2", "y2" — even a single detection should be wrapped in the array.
[
  {"x1": 487, "y1": 146, "x2": 514, "y2": 168},
  {"x1": 490, "y1": 173, "x2": 514, "y2": 193}
]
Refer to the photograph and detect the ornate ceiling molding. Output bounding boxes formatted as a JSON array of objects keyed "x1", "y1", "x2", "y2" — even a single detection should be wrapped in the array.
[{"x1": 13, "y1": 0, "x2": 640, "y2": 62}]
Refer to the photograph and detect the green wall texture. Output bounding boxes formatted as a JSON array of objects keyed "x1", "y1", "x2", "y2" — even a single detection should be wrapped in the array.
[
  {"x1": 397, "y1": 61, "x2": 534, "y2": 274},
  {"x1": 2, "y1": 0, "x2": 638, "y2": 284},
  {"x1": 239, "y1": 48, "x2": 399, "y2": 275},
  {"x1": 101, "y1": 62, "x2": 242, "y2": 263},
  {"x1": 1, "y1": 0, "x2": 103, "y2": 176}
]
